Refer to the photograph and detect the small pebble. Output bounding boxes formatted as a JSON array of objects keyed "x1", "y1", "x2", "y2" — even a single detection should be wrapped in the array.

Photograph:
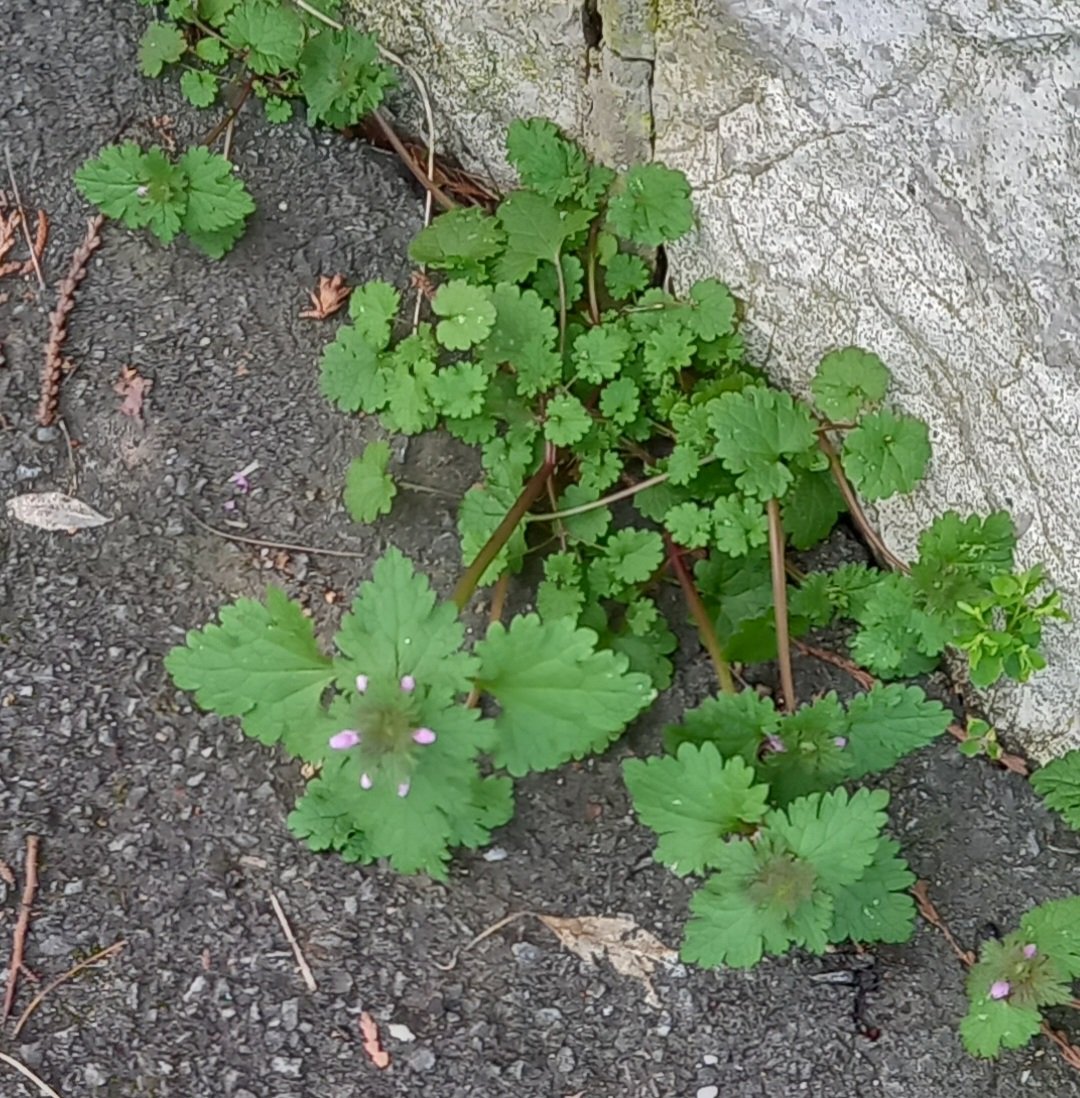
[
  {"x1": 35, "y1": 425, "x2": 59, "y2": 442},
  {"x1": 407, "y1": 1047, "x2": 436, "y2": 1072},
  {"x1": 388, "y1": 1022, "x2": 416, "y2": 1042},
  {"x1": 702, "y1": 1054, "x2": 719, "y2": 1065},
  {"x1": 482, "y1": 846, "x2": 508, "y2": 862},
  {"x1": 697, "y1": 1087, "x2": 720, "y2": 1098},
  {"x1": 84, "y1": 1064, "x2": 107, "y2": 1087},
  {"x1": 554, "y1": 1046, "x2": 575, "y2": 1074}
]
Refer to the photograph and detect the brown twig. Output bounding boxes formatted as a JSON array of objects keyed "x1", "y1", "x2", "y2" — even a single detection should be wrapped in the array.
[
  {"x1": 2, "y1": 835, "x2": 40, "y2": 1023},
  {"x1": 201, "y1": 76, "x2": 254, "y2": 149},
  {"x1": 465, "y1": 572, "x2": 511, "y2": 708},
  {"x1": 432, "y1": 911, "x2": 535, "y2": 972},
  {"x1": 910, "y1": 880, "x2": 975, "y2": 966},
  {"x1": 184, "y1": 507, "x2": 371, "y2": 559},
  {"x1": 369, "y1": 109, "x2": 457, "y2": 213},
  {"x1": 819, "y1": 434, "x2": 909, "y2": 573},
  {"x1": 268, "y1": 891, "x2": 317, "y2": 992},
  {"x1": 4, "y1": 148, "x2": 46, "y2": 290},
  {"x1": 0, "y1": 1052, "x2": 64, "y2": 1098},
  {"x1": 22, "y1": 210, "x2": 48, "y2": 278},
  {"x1": 37, "y1": 215, "x2": 104, "y2": 427},
  {"x1": 12, "y1": 940, "x2": 126, "y2": 1037},
  {"x1": 766, "y1": 498, "x2": 796, "y2": 712}
]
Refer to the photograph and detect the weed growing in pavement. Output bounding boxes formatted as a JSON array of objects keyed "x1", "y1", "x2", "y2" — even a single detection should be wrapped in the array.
[
  {"x1": 167, "y1": 117, "x2": 1069, "y2": 974},
  {"x1": 82, "y1": 0, "x2": 1080, "y2": 1067},
  {"x1": 75, "y1": 0, "x2": 395, "y2": 255}
]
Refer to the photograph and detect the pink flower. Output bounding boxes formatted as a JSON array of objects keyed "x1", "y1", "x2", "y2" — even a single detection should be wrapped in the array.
[
  {"x1": 989, "y1": 980, "x2": 1011, "y2": 1000},
  {"x1": 763, "y1": 734, "x2": 786, "y2": 754},
  {"x1": 360, "y1": 773, "x2": 373, "y2": 790},
  {"x1": 229, "y1": 472, "x2": 250, "y2": 493},
  {"x1": 833, "y1": 736, "x2": 848, "y2": 749},
  {"x1": 400, "y1": 675, "x2": 416, "y2": 693},
  {"x1": 412, "y1": 727, "x2": 436, "y2": 745},
  {"x1": 397, "y1": 781, "x2": 410, "y2": 798},
  {"x1": 329, "y1": 729, "x2": 361, "y2": 750},
  {"x1": 1023, "y1": 944, "x2": 1037, "y2": 959},
  {"x1": 354, "y1": 674, "x2": 369, "y2": 693}
]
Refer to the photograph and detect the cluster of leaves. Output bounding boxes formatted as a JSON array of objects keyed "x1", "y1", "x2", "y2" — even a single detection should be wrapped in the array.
[
  {"x1": 1031, "y1": 748, "x2": 1080, "y2": 832},
  {"x1": 165, "y1": 549, "x2": 653, "y2": 878},
  {"x1": 328, "y1": 118, "x2": 1063, "y2": 696},
  {"x1": 74, "y1": 143, "x2": 254, "y2": 257},
  {"x1": 134, "y1": 0, "x2": 395, "y2": 125},
  {"x1": 623, "y1": 684, "x2": 952, "y2": 965},
  {"x1": 961, "y1": 897, "x2": 1080, "y2": 1057},
  {"x1": 789, "y1": 514, "x2": 1068, "y2": 687},
  {"x1": 74, "y1": 2, "x2": 397, "y2": 254}
]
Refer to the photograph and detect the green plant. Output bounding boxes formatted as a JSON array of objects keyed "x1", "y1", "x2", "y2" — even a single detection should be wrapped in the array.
[
  {"x1": 167, "y1": 119, "x2": 1066, "y2": 976},
  {"x1": 76, "y1": 1, "x2": 396, "y2": 253},
  {"x1": 960, "y1": 897, "x2": 1080, "y2": 1057},
  {"x1": 165, "y1": 550, "x2": 653, "y2": 878},
  {"x1": 1031, "y1": 749, "x2": 1080, "y2": 832},
  {"x1": 74, "y1": 143, "x2": 254, "y2": 257}
]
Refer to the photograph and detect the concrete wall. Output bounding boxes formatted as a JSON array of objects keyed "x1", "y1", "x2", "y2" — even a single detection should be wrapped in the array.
[{"x1": 354, "y1": 0, "x2": 1080, "y2": 760}]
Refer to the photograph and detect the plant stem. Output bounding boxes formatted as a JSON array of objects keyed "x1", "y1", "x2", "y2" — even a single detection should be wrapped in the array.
[
  {"x1": 585, "y1": 222, "x2": 601, "y2": 326},
  {"x1": 369, "y1": 109, "x2": 457, "y2": 212},
  {"x1": 202, "y1": 75, "x2": 254, "y2": 148},
  {"x1": 452, "y1": 456, "x2": 557, "y2": 610},
  {"x1": 819, "y1": 434, "x2": 909, "y2": 574},
  {"x1": 664, "y1": 533, "x2": 736, "y2": 694},
  {"x1": 554, "y1": 250, "x2": 568, "y2": 357},
  {"x1": 766, "y1": 497, "x2": 796, "y2": 713},
  {"x1": 526, "y1": 456, "x2": 718, "y2": 524}
]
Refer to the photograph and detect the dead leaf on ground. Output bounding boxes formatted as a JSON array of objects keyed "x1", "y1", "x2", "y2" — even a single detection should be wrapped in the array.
[
  {"x1": 301, "y1": 274, "x2": 351, "y2": 320},
  {"x1": 538, "y1": 914, "x2": 676, "y2": 1008},
  {"x1": 6, "y1": 491, "x2": 108, "y2": 531},
  {"x1": 114, "y1": 365, "x2": 153, "y2": 422},
  {"x1": 359, "y1": 1011, "x2": 390, "y2": 1068}
]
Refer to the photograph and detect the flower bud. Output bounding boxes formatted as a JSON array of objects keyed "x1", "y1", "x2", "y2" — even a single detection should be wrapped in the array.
[
  {"x1": 360, "y1": 773, "x2": 373, "y2": 790},
  {"x1": 989, "y1": 980, "x2": 1011, "y2": 1000},
  {"x1": 400, "y1": 675, "x2": 416, "y2": 693},
  {"x1": 329, "y1": 729, "x2": 361, "y2": 750},
  {"x1": 1022, "y1": 944, "x2": 1037, "y2": 959}
]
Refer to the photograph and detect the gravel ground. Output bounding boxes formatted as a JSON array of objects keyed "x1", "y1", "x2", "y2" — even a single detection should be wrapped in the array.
[{"x1": 2, "y1": 4, "x2": 1079, "y2": 1096}]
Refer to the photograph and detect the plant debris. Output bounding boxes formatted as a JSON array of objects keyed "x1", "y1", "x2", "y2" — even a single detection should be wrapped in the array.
[
  {"x1": 114, "y1": 365, "x2": 153, "y2": 422},
  {"x1": 538, "y1": 914, "x2": 676, "y2": 1008},
  {"x1": 300, "y1": 274, "x2": 351, "y2": 319},
  {"x1": 358, "y1": 1011, "x2": 391, "y2": 1068},
  {"x1": 5, "y1": 491, "x2": 109, "y2": 531},
  {"x1": 38, "y1": 214, "x2": 104, "y2": 426}
]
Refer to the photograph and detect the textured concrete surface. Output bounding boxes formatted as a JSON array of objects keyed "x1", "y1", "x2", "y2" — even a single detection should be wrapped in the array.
[
  {"x1": 652, "y1": 0, "x2": 1080, "y2": 762},
  {"x1": 355, "y1": 0, "x2": 1080, "y2": 760}
]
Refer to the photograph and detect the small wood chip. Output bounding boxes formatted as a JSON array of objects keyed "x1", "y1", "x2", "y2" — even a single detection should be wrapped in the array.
[{"x1": 5, "y1": 491, "x2": 108, "y2": 531}]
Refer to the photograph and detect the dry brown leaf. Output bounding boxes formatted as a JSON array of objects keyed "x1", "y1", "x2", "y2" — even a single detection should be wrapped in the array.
[
  {"x1": 301, "y1": 274, "x2": 351, "y2": 320},
  {"x1": 538, "y1": 914, "x2": 676, "y2": 1008},
  {"x1": 6, "y1": 491, "x2": 108, "y2": 531},
  {"x1": 358, "y1": 1011, "x2": 390, "y2": 1069},
  {"x1": 114, "y1": 365, "x2": 153, "y2": 422}
]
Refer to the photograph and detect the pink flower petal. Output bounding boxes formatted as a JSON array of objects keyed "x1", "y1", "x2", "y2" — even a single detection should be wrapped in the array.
[
  {"x1": 360, "y1": 773, "x2": 373, "y2": 790},
  {"x1": 355, "y1": 674, "x2": 369, "y2": 693},
  {"x1": 397, "y1": 781, "x2": 410, "y2": 798},
  {"x1": 400, "y1": 675, "x2": 416, "y2": 693},
  {"x1": 989, "y1": 980, "x2": 1011, "y2": 1000},
  {"x1": 412, "y1": 727, "x2": 436, "y2": 745},
  {"x1": 1023, "y1": 943, "x2": 1037, "y2": 959},
  {"x1": 329, "y1": 729, "x2": 361, "y2": 750}
]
